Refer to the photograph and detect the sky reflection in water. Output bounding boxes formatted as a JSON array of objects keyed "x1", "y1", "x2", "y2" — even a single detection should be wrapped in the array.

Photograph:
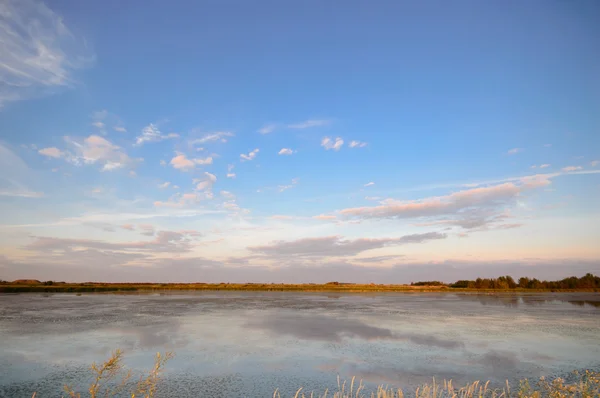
[{"x1": 0, "y1": 292, "x2": 599, "y2": 396}]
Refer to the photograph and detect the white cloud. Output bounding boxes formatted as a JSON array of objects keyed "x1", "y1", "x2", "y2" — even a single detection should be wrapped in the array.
[
  {"x1": 364, "y1": 182, "x2": 375, "y2": 187},
  {"x1": 38, "y1": 147, "x2": 63, "y2": 158},
  {"x1": 288, "y1": 119, "x2": 330, "y2": 129},
  {"x1": 135, "y1": 124, "x2": 179, "y2": 146},
  {"x1": 170, "y1": 153, "x2": 213, "y2": 171},
  {"x1": 321, "y1": 137, "x2": 344, "y2": 151},
  {"x1": 591, "y1": 160, "x2": 599, "y2": 167},
  {"x1": 92, "y1": 121, "x2": 105, "y2": 129},
  {"x1": 194, "y1": 172, "x2": 217, "y2": 192},
  {"x1": 507, "y1": 148, "x2": 523, "y2": 155},
  {"x1": 41, "y1": 135, "x2": 135, "y2": 171},
  {"x1": 114, "y1": 126, "x2": 127, "y2": 133},
  {"x1": 227, "y1": 164, "x2": 236, "y2": 178},
  {"x1": 562, "y1": 166, "x2": 583, "y2": 172},
  {"x1": 0, "y1": 0, "x2": 94, "y2": 108},
  {"x1": 278, "y1": 148, "x2": 294, "y2": 155},
  {"x1": 349, "y1": 140, "x2": 368, "y2": 148},
  {"x1": 531, "y1": 164, "x2": 551, "y2": 169},
  {"x1": 278, "y1": 177, "x2": 299, "y2": 192},
  {"x1": 192, "y1": 131, "x2": 234, "y2": 144},
  {"x1": 158, "y1": 182, "x2": 170, "y2": 189},
  {"x1": 220, "y1": 190, "x2": 235, "y2": 199},
  {"x1": 154, "y1": 192, "x2": 203, "y2": 208},
  {"x1": 160, "y1": 160, "x2": 167, "y2": 166},
  {"x1": 240, "y1": 148, "x2": 259, "y2": 162},
  {"x1": 258, "y1": 124, "x2": 277, "y2": 134}
]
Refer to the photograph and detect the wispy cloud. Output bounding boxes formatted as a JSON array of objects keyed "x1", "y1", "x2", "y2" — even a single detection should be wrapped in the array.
[
  {"x1": 135, "y1": 124, "x2": 179, "y2": 146},
  {"x1": 591, "y1": 160, "x2": 599, "y2": 167},
  {"x1": 288, "y1": 119, "x2": 330, "y2": 129},
  {"x1": 258, "y1": 124, "x2": 277, "y2": 134},
  {"x1": 248, "y1": 232, "x2": 446, "y2": 258},
  {"x1": 562, "y1": 166, "x2": 583, "y2": 172},
  {"x1": 313, "y1": 214, "x2": 337, "y2": 221},
  {"x1": 194, "y1": 172, "x2": 217, "y2": 192},
  {"x1": 278, "y1": 177, "x2": 300, "y2": 192},
  {"x1": 39, "y1": 135, "x2": 136, "y2": 171},
  {"x1": 340, "y1": 176, "x2": 552, "y2": 229},
  {"x1": 349, "y1": 140, "x2": 368, "y2": 148},
  {"x1": 38, "y1": 147, "x2": 63, "y2": 158},
  {"x1": 278, "y1": 148, "x2": 295, "y2": 155},
  {"x1": 321, "y1": 137, "x2": 344, "y2": 151},
  {"x1": 158, "y1": 182, "x2": 170, "y2": 189},
  {"x1": 227, "y1": 164, "x2": 236, "y2": 178},
  {"x1": 240, "y1": 148, "x2": 259, "y2": 162},
  {"x1": 507, "y1": 148, "x2": 523, "y2": 155},
  {"x1": 0, "y1": 0, "x2": 94, "y2": 108},
  {"x1": 364, "y1": 182, "x2": 375, "y2": 187},
  {"x1": 192, "y1": 131, "x2": 234, "y2": 144},
  {"x1": 154, "y1": 192, "x2": 203, "y2": 208}
]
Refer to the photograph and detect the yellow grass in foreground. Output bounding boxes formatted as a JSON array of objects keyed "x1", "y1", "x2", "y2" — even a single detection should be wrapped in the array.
[{"x1": 33, "y1": 350, "x2": 600, "y2": 397}]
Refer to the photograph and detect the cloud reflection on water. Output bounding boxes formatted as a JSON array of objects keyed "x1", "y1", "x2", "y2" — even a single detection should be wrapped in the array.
[{"x1": 247, "y1": 313, "x2": 464, "y2": 349}]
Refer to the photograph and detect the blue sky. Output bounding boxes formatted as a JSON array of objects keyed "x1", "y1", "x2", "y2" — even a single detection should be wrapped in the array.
[{"x1": 0, "y1": 0, "x2": 599, "y2": 282}]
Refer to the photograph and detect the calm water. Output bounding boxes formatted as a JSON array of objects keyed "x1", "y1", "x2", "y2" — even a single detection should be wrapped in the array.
[{"x1": 0, "y1": 292, "x2": 599, "y2": 397}]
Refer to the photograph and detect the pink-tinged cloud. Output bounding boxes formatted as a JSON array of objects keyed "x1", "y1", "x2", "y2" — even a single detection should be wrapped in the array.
[
  {"x1": 339, "y1": 176, "x2": 551, "y2": 226},
  {"x1": 38, "y1": 147, "x2": 63, "y2": 158},
  {"x1": 313, "y1": 214, "x2": 337, "y2": 220},
  {"x1": 170, "y1": 153, "x2": 213, "y2": 171},
  {"x1": 562, "y1": 166, "x2": 583, "y2": 172}
]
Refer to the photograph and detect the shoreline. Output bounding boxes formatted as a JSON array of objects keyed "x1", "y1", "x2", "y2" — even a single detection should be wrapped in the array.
[{"x1": 1, "y1": 283, "x2": 599, "y2": 293}]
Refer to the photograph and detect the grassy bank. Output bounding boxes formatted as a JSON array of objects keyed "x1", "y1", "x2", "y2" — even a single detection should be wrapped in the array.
[{"x1": 1, "y1": 282, "x2": 599, "y2": 293}]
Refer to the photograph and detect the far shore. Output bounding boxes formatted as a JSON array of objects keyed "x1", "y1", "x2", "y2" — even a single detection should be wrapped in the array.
[{"x1": 1, "y1": 281, "x2": 599, "y2": 293}]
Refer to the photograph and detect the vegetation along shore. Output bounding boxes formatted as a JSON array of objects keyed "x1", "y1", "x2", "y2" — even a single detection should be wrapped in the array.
[
  {"x1": 1, "y1": 273, "x2": 599, "y2": 293},
  {"x1": 31, "y1": 350, "x2": 600, "y2": 397}
]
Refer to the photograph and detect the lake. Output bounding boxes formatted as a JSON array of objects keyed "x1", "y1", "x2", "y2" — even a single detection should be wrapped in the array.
[{"x1": 1, "y1": 292, "x2": 599, "y2": 397}]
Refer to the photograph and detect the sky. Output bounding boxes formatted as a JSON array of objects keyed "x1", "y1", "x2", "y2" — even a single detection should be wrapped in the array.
[{"x1": 0, "y1": 0, "x2": 599, "y2": 283}]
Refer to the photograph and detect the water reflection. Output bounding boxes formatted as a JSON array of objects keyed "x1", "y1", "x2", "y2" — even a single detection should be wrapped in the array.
[
  {"x1": 0, "y1": 292, "x2": 598, "y2": 397},
  {"x1": 455, "y1": 293, "x2": 600, "y2": 308},
  {"x1": 248, "y1": 313, "x2": 464, "y2": 349}
]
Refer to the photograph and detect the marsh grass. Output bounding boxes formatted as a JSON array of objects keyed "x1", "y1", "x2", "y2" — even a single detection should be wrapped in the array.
[
  {"x1": 32, "y1": 351, "x2": 600, "y2": 397},
  {"x1": 39, "y1": 350, "x2": 173, "y2": 398},
  {"x1": 277, "y1": 371, "x2": 600, "y2": 398}
]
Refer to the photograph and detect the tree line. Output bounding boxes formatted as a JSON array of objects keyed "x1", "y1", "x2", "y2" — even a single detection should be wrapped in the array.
[{"x1": 447, "y1": 273, "x2": 600, "y2": 289}]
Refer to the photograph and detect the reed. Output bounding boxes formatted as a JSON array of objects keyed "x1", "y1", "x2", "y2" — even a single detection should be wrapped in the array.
[{"x1": 31, "y1": 350, "x2": 600, "y2": 397}]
